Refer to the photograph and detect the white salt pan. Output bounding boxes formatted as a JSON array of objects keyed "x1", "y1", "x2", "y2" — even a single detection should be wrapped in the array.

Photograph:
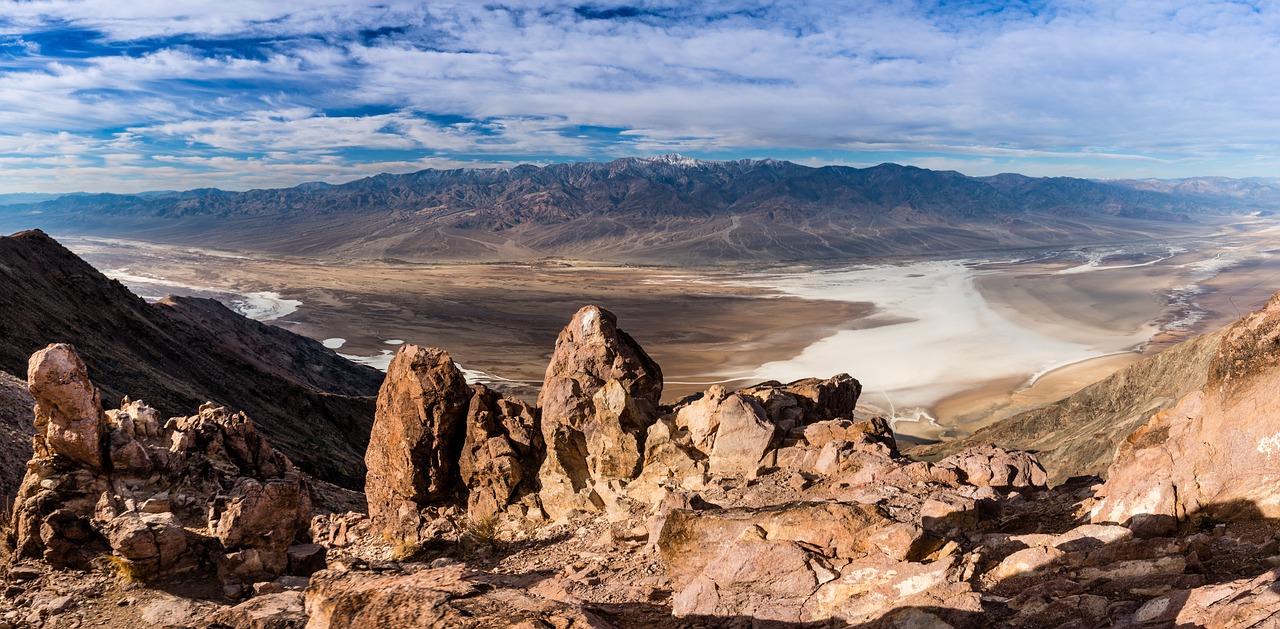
[
  {"x1": 232, "y1": 291, "x2": 302, "y2": 322},
  {"x1": 322, "y1": 338, "x2": 346, "y2": 349},
  {"x1": 735, "y1": 260, "x2": 1153, "y2": 422}
]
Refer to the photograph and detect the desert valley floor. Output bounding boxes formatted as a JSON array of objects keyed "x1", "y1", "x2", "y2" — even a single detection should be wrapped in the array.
[{"x1": 62, "y1": 216, "x2": 1280, "y2": 444}]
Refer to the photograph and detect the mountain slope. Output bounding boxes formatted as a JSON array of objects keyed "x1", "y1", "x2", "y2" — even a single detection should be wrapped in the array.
[
  {"x1": 0, "y1": 230, "x2": 381, "y2": 488},
  {"x1": 0, "y1": 157, "x2": 1243, "y2": 265},
  {"x1": 909, "y1": 326, "x2": 1228, "y2": 484}
]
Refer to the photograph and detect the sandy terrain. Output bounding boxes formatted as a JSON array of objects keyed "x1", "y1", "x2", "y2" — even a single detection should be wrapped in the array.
[
  {"x1": 61, "y1": 217, "x2": 1280, "y2": 442},
  {"x1": 64, "y1": 238, "x2": 871, "y2": 402}
]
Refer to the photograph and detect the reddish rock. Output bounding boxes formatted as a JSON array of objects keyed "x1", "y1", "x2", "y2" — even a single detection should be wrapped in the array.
[
  {"x1": 304, "y1": 564, "x2": 611, "y2": 628},
  {"x1": 1094, "y1": 293, "x2": 1280, "y2": 526},
  {"x1": 658, "y1": 501, "x2": 895, "y2": 589},
  {"x1": 458, "y1": 384, "x2": 540, "y2": 520},
  {"x1": 936, "y1": 445, "x2": 1048, "y2": 488},
  {"x1": 364, "y1": 345, "x2": 471, "y2": 540},
  {"x1": 27, "y1": 344, "x2": 106, "y2": 469},
  {"x1": 674, "y1": 387, "x2": 777, "y2": 477},
  {"x1": 739, "y1": 374, "x2": 862, "y2": 425},
  {"x1": 9, "y1": 345, "x2": 310, "y2": 590}
]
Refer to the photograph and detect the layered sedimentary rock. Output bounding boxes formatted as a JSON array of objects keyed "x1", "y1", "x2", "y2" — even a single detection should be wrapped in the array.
[
  {"x1": 9, "y1": 344, "x2": 313, "y2": 595},
  {"x1": 1093, "y1": 292, "x2": 1280, "y2": 528},
  {"x1": 537, "y1": 305, "x2": 663, "y2": 518}
]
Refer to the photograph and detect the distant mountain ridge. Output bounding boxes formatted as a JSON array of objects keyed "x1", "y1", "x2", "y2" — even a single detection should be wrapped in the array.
[{"x1": 2, "y1": 156, "x2": 1273, "y2": 264}]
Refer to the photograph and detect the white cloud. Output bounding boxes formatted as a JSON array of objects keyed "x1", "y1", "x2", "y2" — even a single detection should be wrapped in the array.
[{"x1": 4, "y1": 1, "x2": 1280, "y2": 191}]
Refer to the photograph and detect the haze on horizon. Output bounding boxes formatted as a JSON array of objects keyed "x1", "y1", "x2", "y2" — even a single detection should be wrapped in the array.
[{"x1": 2, "y1": 0, "x2": 1279, "y2": 194}]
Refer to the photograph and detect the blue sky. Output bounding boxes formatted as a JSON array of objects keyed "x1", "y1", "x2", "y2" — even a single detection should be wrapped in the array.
[{"x1": 1, "y1": 1, "x2": 1278, "y2": 193}]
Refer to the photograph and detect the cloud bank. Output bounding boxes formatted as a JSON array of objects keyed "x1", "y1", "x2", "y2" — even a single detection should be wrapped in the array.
[{"x1": 1, "y1": 1, "x2": 1278, "y2": 192}]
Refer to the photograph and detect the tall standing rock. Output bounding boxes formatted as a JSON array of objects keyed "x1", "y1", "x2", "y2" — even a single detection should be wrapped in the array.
[
  {"x1": 27, "y1": 343, "x2": 106, "y2": 469},
  {"x1": 538, "y1": 306, "x2": 662, "y2": 519},
  {"x1": 365, "y1": 345, "x2": 471, "y2": 541}
]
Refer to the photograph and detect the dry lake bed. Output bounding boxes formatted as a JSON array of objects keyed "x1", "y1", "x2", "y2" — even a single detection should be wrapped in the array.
[{"x1": 64, "y1": 217, "x2": 1280, "y2": 444}]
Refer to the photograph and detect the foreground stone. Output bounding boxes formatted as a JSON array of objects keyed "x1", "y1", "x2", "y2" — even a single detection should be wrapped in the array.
[
  {"x1": 8, "y1": 344, "x2": 312, "y2": 593},
  {"x1": 364, "y1": 345, "x2": 472, "y2": 541},
  {"x1": 537, "y1": 305, "x2": 663, "y2": 519},
  {"x1": 305, "y1": 563, "x2": 611, "y2": 628}
]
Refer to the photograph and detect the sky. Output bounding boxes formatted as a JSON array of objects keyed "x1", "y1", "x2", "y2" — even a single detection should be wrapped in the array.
[{"x1": 2, "y1": 0, "x2": 1280, "y2": 193}]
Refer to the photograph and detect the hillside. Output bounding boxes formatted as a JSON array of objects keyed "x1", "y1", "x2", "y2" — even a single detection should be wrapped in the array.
[
  {"x1": 0, "y1": 230, "x2": 382, "y2": 488},
  {"x1": 0, "y1": 156, "x2": 1250, "y2": 265},
  {"x1": 909, "y1": 325, "x2": 1229, "y2": 484}
]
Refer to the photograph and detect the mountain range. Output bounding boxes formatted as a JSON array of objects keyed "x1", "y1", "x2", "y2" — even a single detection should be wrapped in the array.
[{"x1": 3, "y1": 156, "x2": 1274, "y2": 264}]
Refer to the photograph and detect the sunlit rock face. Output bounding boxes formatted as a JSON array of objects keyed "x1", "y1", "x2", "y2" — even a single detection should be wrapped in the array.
[
  {"x1": 536, "y1": 305, "x2": 663, "y2": 519},
  {"x1": 1093, "y1": 292, "x2": 1280, "y2": 529}
]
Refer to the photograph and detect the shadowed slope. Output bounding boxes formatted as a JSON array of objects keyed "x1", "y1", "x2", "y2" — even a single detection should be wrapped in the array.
[{"x1": 0, "y1": 230, "x2": 379, "y2": 489}]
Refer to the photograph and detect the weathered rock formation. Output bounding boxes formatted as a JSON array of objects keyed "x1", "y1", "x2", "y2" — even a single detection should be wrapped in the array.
[
  {"x1": 8, "y1": 344, "x2": 314, "y2": 596},
  {"x1": 458, "y1": 384, "x2": 540, "y2": 521},
  {"x1": 15, "y1": 295, "x2": 1280, "y2": 627},
  {"x1": 305, "y1": 562, "x2": 608, "y2": 629},
  {"x1": 1093, "y1": 292, "x2": 1280, "y2": 529},
  {"x1": 364, "y1": 345, "x2": 544, "y2": 541},
  {"x1": 364, "y1": 345, "x2": 472, "y2": 541},
  {"x1": 537, "y1": 305, "x2": 663, "y2": 518}
]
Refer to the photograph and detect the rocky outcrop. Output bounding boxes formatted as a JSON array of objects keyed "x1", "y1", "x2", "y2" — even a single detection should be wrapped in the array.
[
  {"x1": 537, "y1": 305, "x2": 662, "y2": 518},
  {"x1": 738, "y1": 373, "x2": 862, "y2": 427},
  {"x1": 0, "y1": 230, "x2": 378, "y2": 489},
  {"x1": 458, "y1": 384, "x2": 540, "y2": 521},
  {"x1": 935, "y1": 445, "x2": 1048, "y2": 488},
  {"x1": 364, "y1": 345, "x2": 545, "y2": 540},
  {"x1": 912, "y1": 327, "x2": 1226, "y2": 484},
  {"x1": 1093, "y1": 292, "x2": 1280, "y2": 528},
  {"x1": 364, "y1": 345, "x2": 471, "y2": 541},
  {"x1": 671, "y1": 386, "x2": 776, "y2": 477},
  {"x1": 27, "y1": 345, "x2": 107, "y2": 469},
  {"x1": 8, "y1": 344, "x2": 313, "y2": 596}
]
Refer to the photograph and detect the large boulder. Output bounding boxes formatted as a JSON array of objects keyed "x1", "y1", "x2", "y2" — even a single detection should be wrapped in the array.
[
  {"x1": 537, "y1": 306, "x2": 662, "y2": 519},
  {"x1": 27, "y1": 344, "x2": 107, "y2": 469},
  {"x1": 739, "y1": 374, "x2": 861, "y2": 426},
  {"x1": 657, "y1": 501, "x2": 896, "y2": 589},
  {"x1": 364, "y1": 345, "x2": 471, "y2": 541},
  {"x1": 673, "y1": 386, "x2": 777, "y2": 477},
  {"x1": 935, "y1": 445, "x2": 1048, "y2": 488},
  {"x1": 1092, "y1": 292, "x2": 1280, "y2": 527},
  {"x1": 304, "y1": 563, "x2": 611, "y2": 628}
]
